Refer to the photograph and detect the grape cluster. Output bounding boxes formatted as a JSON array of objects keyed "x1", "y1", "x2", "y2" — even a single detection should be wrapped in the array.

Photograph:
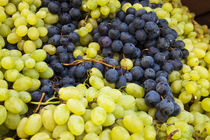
[
  {"x1": 86, "y1": 7, "x2": 188, "y2": 121},
  {"x1": 15, "y1": 69, "x2": 156, "y2": 140},
  {"x1": 0, "y1": 0, "x2": 58, "y2": 53},
  {"x1": 0, "y1": 48, "x2": 53, "y2": 134}
]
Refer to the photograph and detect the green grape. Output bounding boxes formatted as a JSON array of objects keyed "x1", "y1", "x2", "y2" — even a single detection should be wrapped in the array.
[
  {"x1": 102, "y1": 113, "x2": 115, "y2": 126},
  {"x1": 86, "y1": 0, "x2": 97, "y2": 10},
  {"x1": 17, "y1": 117, "x2": 29, "y2": 138},
  {"x1": 86, "y1": 47, "x2": 97, "y2": 58},
  {"x1": 13, "y1": 76, "x2": 32, "y2": 91},
  {"x1": 27, "y1": 27, "x2": 39, "y2": 40},
  {"x1": 131, "y1": 133, "x2": 144, "y2": 140},
  {"x1": 91, "y1": 107, "x2": 107, "y2": 125},
  {"x1": 83, "y1": 109, "x2": 91, "y2": 122},
  {"x1": 0, "y1": 71, "x2": 3, "y2": 79},
  {"x1": 67, "y1": 99, "x2": 86, "y2": 115},
  {"x1": 120, "y1": 58, "x2": 133, "y2": 70},
  {"x1": 0, "y1": 0, "x2": 8, "y2": 6},
  {"x1": 59, "y1": 86, "x2": 82, "y2": 100},
  {"x1": 83, "y1": 133, "x2": 99, "y2": 140},
  {"x1": 37, "y1": 27, "x2": 48, "y2": 37},
  {"x1": 0, "y1": 10, "x2": 6, "y2": 23},
  {"x1": 5, "y1": 112, "x2": 21, "y2": 130},
  {"x1": 0, "y1": 105, "x2": 7, "y2": 125},
  {"x1": 24, "y1": 114, "x2": 42, "y2": 135},
  {"x1": 113, "y1": 104, "x2": 124, "y2": 119},
  {"x1": 23, "y1": 40, "x2": 36, "y2": 53},
  {"x1": 16, "y1": 25, "x2": 28, "y2": 37},
  {"x1": 97, "y1": 94, "x2": 115, "y2": 113},
  {"x1": 89, "y1": 68, "x2": 103, "y2": 78},
  {"x1": 85, "y1": 87, "x2": 98, "y2": 102},
  {"x1": 14, "y1": 16, "x2": 27, "y2": 27},
  {"x1": 39, "y1": 67, "x2": 54, "y2": 79},
  {"x1": 125, "y1": 83, "x2": 144, "y2": 98},
  {"x1": 0, "y1": 35, "x2": 5, "y2": 48},
  {"x1": 201, "y1": 98, "x2": 210, "y2": 112},
  {"x1": 24, "y1": 58, "x2": 36, "y2": 68},
  {"x1": 30, "y1": 49, "x2": 47, "y2": 62},
  {"x1": 174, "y1": 121, "x2": 189, "y2": 132},
  {"x1": 144, "y1": 126, "x2": 156, "y2": 140},
  {"x1": 185, "y1": 81, "x2": 197, "y2": 94},
  {"x1": 4, "y1": 69, "x2": 20, "y2": 82},
  {"x1": 53, "y1": 104, "x2": 70, "y2": 125},
  {"x1": 10, "y1": 50, "x2": 22, "y2": 57},
  {"x1": 84, "y1": 120, "x2": 102, "y2": 134},
  {"x1": 41, "y1": 109, "x2": 56, "y2": 132},
  {"x1": 0, "y1": 88, "x2": 9, "y2": 101},
  {"x1": 167, "y1": 125, "x2": 181, "y2": 139},
  {"x1": 100, "y1": 5, "x2": 110, "y2": 16},
  {"x1": 19, "y1": 102, "x2": 28, "y2": 115},
  {"x1": 136, "y1": 98, "x2": 149, "y2": 111},
  {"x1": 0, "y1": 80, "x2": 8, "y2": 88},
  {"x1": 89, "y1": 76, "x2": 104, "y2": 89},
  {"x1": 1, "y1": 56, "x2": 15, "y2": 69},
  {"x1": 137, "y1": 111, "x2": 153, "y2": 126},
  {"x1": 52, "y1": 125, "x2": 68, "y2": 139},
  {"x1": 30, "y1": 132, "x2": 50, "y2": 140},
  {"x1": 91, "y1": 8, "x2": 101, "y2": 19},
  {"x1": 179, "y1": 91, "x2": 192, "y2": 104},
  {"x1": 35, "y1": 62, "x2": 47, "y2": 72},
  {"x1": 8, "y1": 90, "x2": 19, "y2": 98},
  {"x1": 44, "y1": 13, "x2": 59, "y2": 24},
  {"x1": 117, "y1": 95, "x2": 135, "y2": 110},
  {"x1": 111, "y1": 126, "x2": 130, "y2": 140},
  {"x1": 36, "y1": 10, "x2": 47, "y2": 19},
  {"x1": 33, "y1": 38, "x2": 43, "y2": 48},
  {"x1": 58, "y1": 131, "x2": 75, "y2": 140},
  {"x1": 99, "y1": 129, "x2": 111, "y2": 140},
  {"x1": 67, "y1": 115, "x2": 84, "y2": 136},
  {"x1": 18, "y1": 1, "x2": 29, "y2": 11},
  {"x1": 5, "y1": 3, "x2": 16, "y2": 15},
  {"x1": 43, "y1": 44, "x2": 56, "y2": 55},
  {"x1": 97, "y1": 0, "x2": 109, "y2": 6},
  {"x1": 22, "y1": 68, "x2": 39, "y2": 79},
  {"x1": 3, "y1": 18, "x2": 14, "y2": 28},
  {"x1": 26, "y1": 13, "x2": 37, "y2": 25},
  {"x1": 0, "y1": 24, "x2": 11, "y2": 37},
  {"x1": 19, "y1": 91, "x2": 31, "y2": 103},
  {"x1": 123, "y1": 114, "x2": 144, "y2": 133},
  {"x1": 4, "y1": 97, "x2": 24, "y2": 114}
]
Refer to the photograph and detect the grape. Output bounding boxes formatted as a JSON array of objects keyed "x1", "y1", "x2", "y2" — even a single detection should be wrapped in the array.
[
  {"x1": 41, "y1": 109, "x2": 56, "y2": 132},
  {"x1": 85, "y1": 120, "x2": 102, "y2": 134},
  {"x1": 24, "y1": 114, "x2": 42, "y2": 135},
  {"x1": 52, "y1": 125, "x2": 68, "y2": 139},
  {"x1": 30, "y1": 132, "x2": 50, "y2": 140},
  {"x1": 59, "y1": 87, "x2": 82, "y2": 100},
  {"x1": 58, "y1": 131, "x2": 75, "y2": 140},
  {"x1": 13, "y1": 76, "x2": 32, "y2": 91},
  {"x1": 17, "y1": 117, "x2": 29, "y2": 138},
  {"x1": 123, "y1": 114, "x2": 144, "y2": 133},
  {"x1": 111, "y1": 126, "x2": 130, "y2": 140},
  {"x1": 4, "y1": 97, "x2": 24, "y2": 114},
  {"x1": 5, "y1": 112, "x2": 21, "y2": 130},
  {"x1": 53, "y1": 104, "x2": 70, "y2": 125},
  {"x1": 0, "y1": 105, "x2": 7, "y2": 125},
  {"x1": 67, "y1": 115, "x2": 84, "y2": 136},
  {"x1": 0, "y1": 88, "x2": 9, "y2": 101},
  {"x1": 91, "y1": 107, "x2": 107, "y2": 125},
  {"x1": 97, "y1": 94, "x2": 115, "y2": 113},
  {"x1": 125, "y1": 83, "x2": 144, "y2": 98},
  {"x1": 67, "y1": 99, "x2": 86, "y2": 115}
]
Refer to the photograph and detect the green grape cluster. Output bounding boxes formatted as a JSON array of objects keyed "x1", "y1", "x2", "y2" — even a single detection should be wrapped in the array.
[
  {"x1": 0, "y1": 0, "x2": 58, "y2": 53},
  {"x1": 0, "y1": 48, "x2": 54, "y2": 136},
  {"x1": 82, "y1": 0, "x2": 121, "y2": 19},
  {"x1": 13, "y1": 67, "x2": 156, "y2": 140}
]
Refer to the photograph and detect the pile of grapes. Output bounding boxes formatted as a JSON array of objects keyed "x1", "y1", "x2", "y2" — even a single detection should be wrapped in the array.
[{"x1": 0, "y1": 0, "x2": 209, "y2": 139}]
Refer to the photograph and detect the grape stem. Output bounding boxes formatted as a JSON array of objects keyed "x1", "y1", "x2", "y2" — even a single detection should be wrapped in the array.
[
  {"x1": 33, "y1": 93, "x2": 45, "y2": 113},
  {"x1": 166, "y1": 129, "x2": 179, "y2": 140},
  {"x1": 62, "y1": 58, "x2": 120, "y2": 68}
]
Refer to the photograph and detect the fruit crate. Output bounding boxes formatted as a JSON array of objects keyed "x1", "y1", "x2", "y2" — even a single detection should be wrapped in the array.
[{"x1": 182, "y1": 0, "x2": 210, "y2": 26}]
